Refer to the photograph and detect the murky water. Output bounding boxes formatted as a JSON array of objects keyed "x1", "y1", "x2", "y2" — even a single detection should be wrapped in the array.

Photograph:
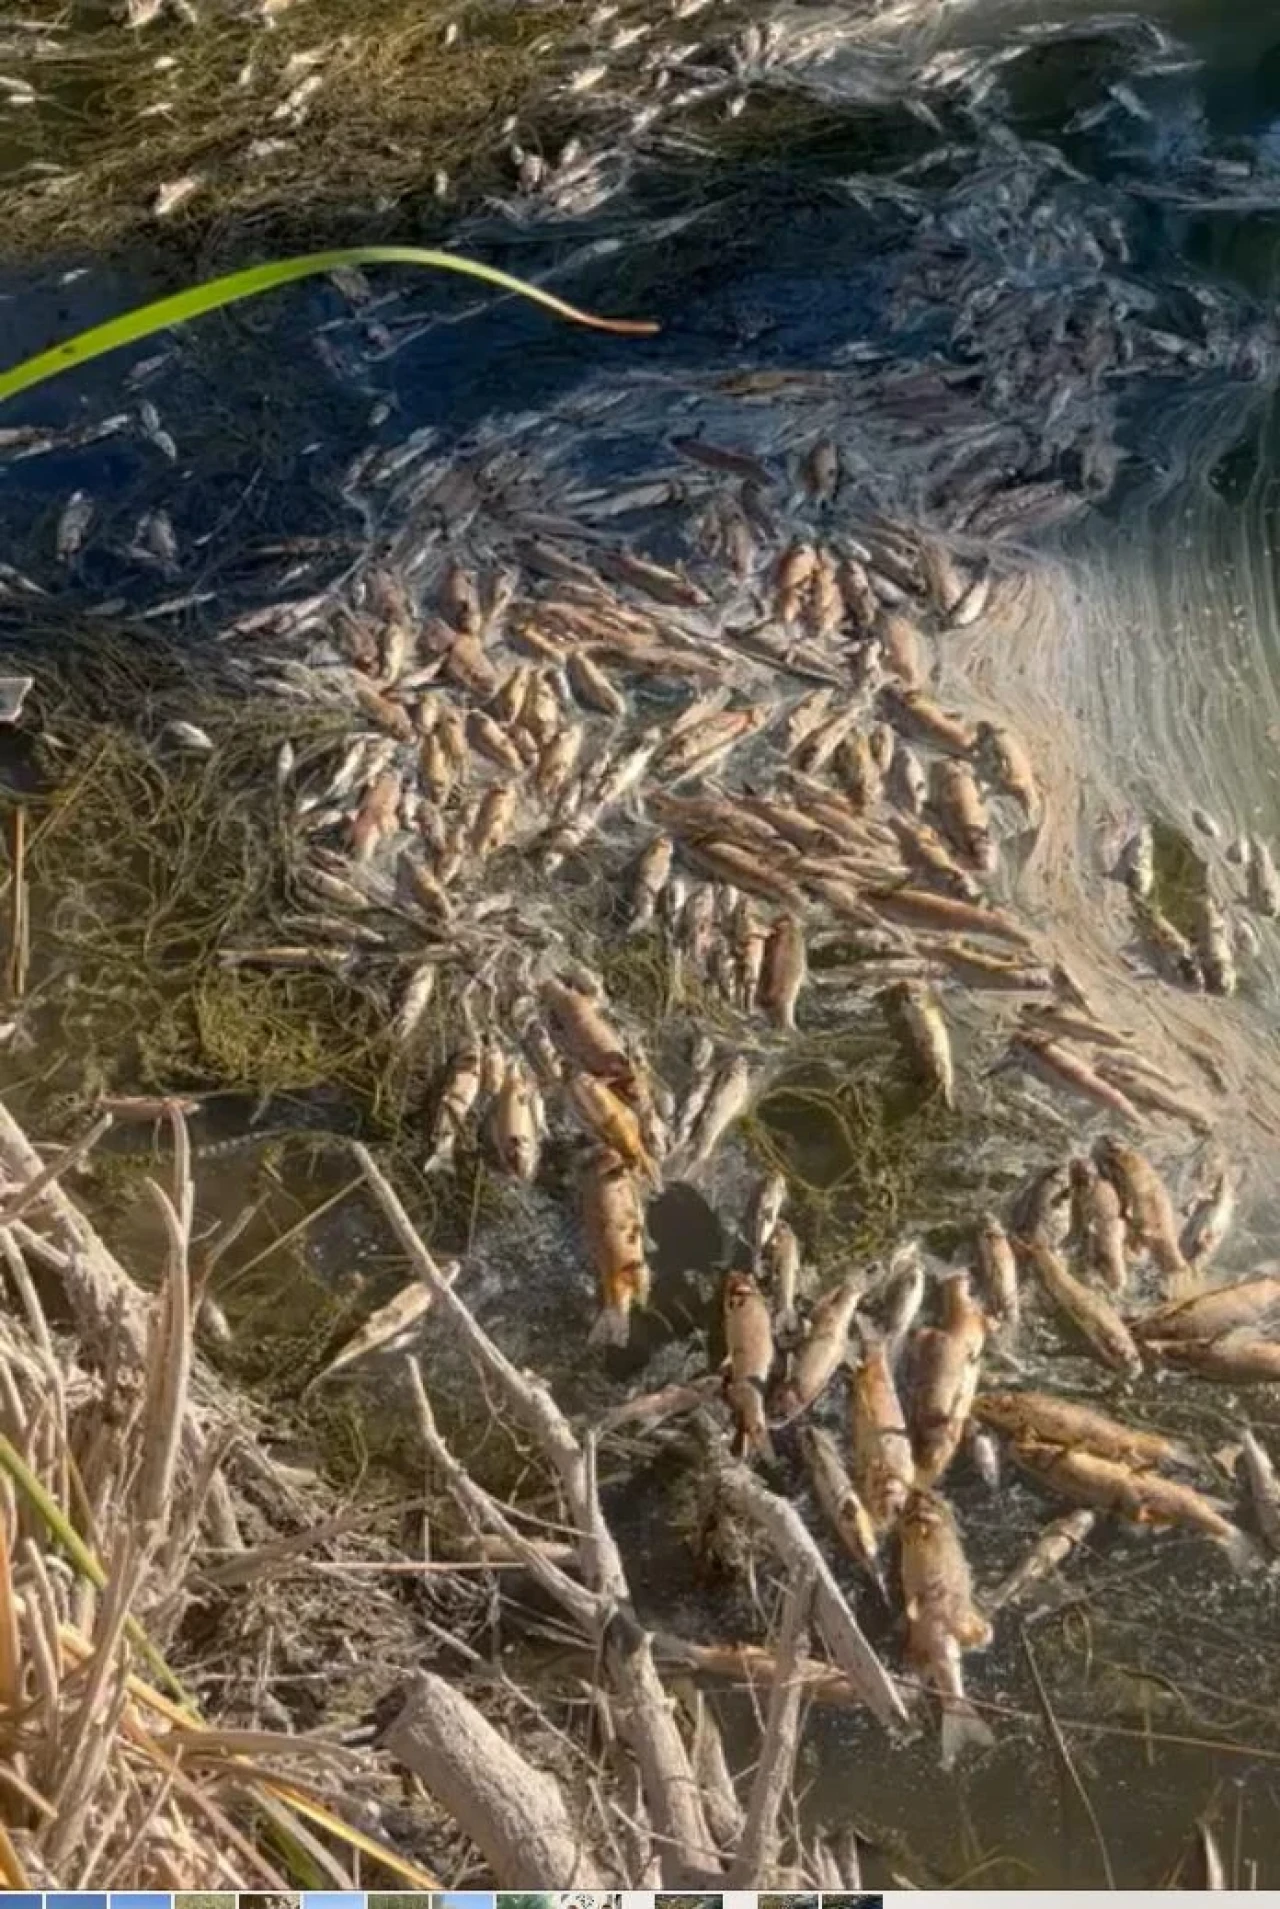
[{"x1": 4, "y1": 0, "x2": 1280, "y2": 1888}]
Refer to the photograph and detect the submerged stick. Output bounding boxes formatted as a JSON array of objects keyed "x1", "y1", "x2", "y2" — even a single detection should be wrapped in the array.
[
  {"x1": 384, "y1": 1672, "x2": 605, "y2": 1886},
  {"x1": 729, "y1": 1567, "x2": 814, "y2": 1886}
]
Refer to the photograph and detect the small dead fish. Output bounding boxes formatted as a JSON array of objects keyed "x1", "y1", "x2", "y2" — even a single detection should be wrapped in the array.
[
  {"x1": 722, "y1": 1270, "x2": 776, "y2": 1460},
  {"x1": 1006, "y1": 1032, "x2": 1142, "y2": 1124},
  {"x1": 880, "y1": 686, "x2": 978, "y2": 757},
  {"x1": 876, "y1": 610, "x2": 929, "y2": 691},
  {"x1": 909, "y1": 1273, "x2": 987, "y2": 1488},
  {"x1": 583, "y1": 1146, "x2": 651, "y2": 1349},
  {"x1": 972, "y1": 720, "x2": 1039, "y2": 822},
  {"x1": 1148, "y1": 1334, "x2": 1280, "y2": 1384},
  {"x1": 391, "y1": 961, "x2": 437, "y2": 1047},
  {"x1": 884, "y1": 980, "x2": 954, "y2": 1108},
  {"x1": 850, "y1": 1325, "x2": 916, "y2": 1535},
  {"x1": 1094, "y1": 1136, "x2": 1191, "y2": 1286},
  {"x1": 983, "y1": 1508, "x2": 1096, "y2": 1614},
  {"x1": 350, "y1": 769, "x2": 402, "y2": 863},
  {"x1": 567, "y1": 649, "x2": 627, "y2": 717},
  {"x1": 542, "y1": 976, "x2": 631, "y2": 1085},
  {"x1": 800, "y1": 437, "x2": 841, "y2": 503},
  {"x1": 1011, "y1": 1441, "x2": 1256, "y2": 1572},
  {"x1": 974, "y1": 1391, "x2": 1194, "y2": 1470},
  {"x1": 56, "y1": 491, "x2": 94, "y2": 561},
  {"x1": 492, "y1": 1058, "x2": 540, "y2": 1182},
  {"x1": 629, "y1": 834, "x2": 674, "y2": 932},
  {"x1": 566, "y1": 1072, "x2": 658, "y2": 1184},
  {"x1": 1247, "y1": 836, "x2": 1279, "y2": 917},
  {"x1": 965, "y1": 1421, "x2": 1001, "y2": 1491},
  {"x1": 161, "y1": 719, "x2": 214, "y2": 754},
  {"x1": 973, "y1": 1214, "x2": 1019, "y2": 1336},
  {"x1": 801, "y1": 1424, "x2": 885, "y2": 1588},
  {"x1": 1239, "y1": 1427, "x2": 1280, "y2": 1554},
  {"x1": 762, "y1": 1217, "x2": 801, "y2": 1337},
  {"x1": 1119, "y1": 823, "x2": 1154, "y2": 899},
  {"x1": 1132, "y1": 1272, "x2": 1280, "y2": 1345},
  {"x1": 428, "y1": 1043, "x2": 483, "y2": 1168},
  {"x1": 899, "y1": 1488, "x2": 995, "y2": 1767},
  {"x1": 681, "y1": 1054, "x2": 753, "y2": 1172},
  {"x1": 1180, "y1": 1163, "x2": 1237, "y2": 1269},
  {"x1": 1069, "y1": 1158, "x2": 1129, "y2": 1294},
  {"x1": 1021, "y1": 1236, "x2": 1143, "y2": 1378},
  {"x1": 930, "y1": 759, "x2": 995, "y2": 874},
  {"x1": 759, "y1": 912, "x2": 807, "y2": 1030},
  {"x1": 746, "y1": 1169, "x2": 787, "y2": 1264},
  {"x1": 773, "y1": 1276, "x2": 862, "y2": 1423},
  {"x1": 867, "y1": 886, "x2": 1033, "y2": 949},
  {"x1": 1195, "y1": 894, "x2": 1237, "y2": 997}
]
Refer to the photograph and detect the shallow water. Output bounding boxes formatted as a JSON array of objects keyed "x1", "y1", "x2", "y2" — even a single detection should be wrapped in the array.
[{"x1": 4, "y1": 0, "x2": 1280, "y2": 1889}]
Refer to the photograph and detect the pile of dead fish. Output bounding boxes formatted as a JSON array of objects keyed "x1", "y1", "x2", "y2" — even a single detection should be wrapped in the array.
[{"x1": 198, "y1": 408, "x2": 1280, "y2": 1762}]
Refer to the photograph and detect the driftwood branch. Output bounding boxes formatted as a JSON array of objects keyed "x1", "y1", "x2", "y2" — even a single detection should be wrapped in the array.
[
  {"x1": 729, "y1": 1568, "x2": 813, "y2": 1886},
  {"x1": 355, "y1": 1143, "x2": 719, "y2": 1886},
  {"x1": 384, "y1": 1674, "x2": 605, "y2": 1886},
  {"x1": 691, "y1": 1414, "x2": 908, "y2": 1731}
]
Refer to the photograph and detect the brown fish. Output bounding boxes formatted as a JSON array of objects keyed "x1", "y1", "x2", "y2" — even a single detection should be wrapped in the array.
[
  {"x1": 1094, "y1": 1136, "x2": 1190, "y2": 1287},
  {"x1": 850, "y1": 1328, "x2": 915, "y2": 1534},
  {"x1": 773, "y1": 1276, "x2": 862, "y2": 1422},
  {"x1": 801, "y1": 1423, "x2": 886, "y2": 1589},
  {"x1": 930, "y1": 759, "x2": 996, "y2": 874},
  {"x1": 866, "y1": 885, "x2": 1034, "y2": 949},
  {"x1": 877, "y1": 609, "x2": 929, "y2": 691},
  {"x1": 984, "y1": 1508, "x2": 1096, "y2": 1614},
  {"x1": 1132, "y1": 1273, "x2": 1280, "y2": 1345},
  {"x1": 1069, "y1": 1157, "x2": 1129, "y2": 1294},
  {"x1": 880, "y1": 686, "x2": 978, "y2": 757},
  {"x1": 1147, "y1": 1335, "x2": 1280, "y2": 1384},
  {"x1": 973, "y1": 1214, "x2": 1019, "y2": 1336},
  {"x1": 973, "y1": 1391, "x2": 1195, "y2": 1471},
  {"x1": 759, "y1": 912, "x2": 807, "y2": 1030},
  {"x1": 899, "y1": 1489, "x2": 995, "y2": 1766},
  {"x1": 909, "y1": 1273, "x2": 987, "y2": 1488},
  {"x1": 722, "y1": 1270, "x2": 776, "y2": 1460},
  {"x1": 349, "y1": 768, "x2": 401, "y2": 863},
  {"x1": 973, "y1": 720, "x2": 1040, "y2": 822},
  {"x1": 541, "y1": 976, "x2": 631, "y2": 1085},
  {"x1": 566, "y1": 1073, "x2": 658, "y2": 1183},
  {"x1": 1011, "y1": 1441, "x2": 1256, "y2": 1571},
  {"x1": 582, "y1": 1147, "x2": 651, "y2": 1348},
  {"x1": 1020, "y1": 1236, "x2": 1143, "y2": 1377}
]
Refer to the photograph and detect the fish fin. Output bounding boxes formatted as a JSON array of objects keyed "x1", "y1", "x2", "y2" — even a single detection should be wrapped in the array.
[
  {"x1": 939, "y1": 1696, "x2": 996, "y2": 1769},
  {"x1": 587, "y1": 1305, "x2": 631, "y2": 1350},
  {"x1": 1220, "y1": 1525, "x2": 1263, "y2": 1575}
]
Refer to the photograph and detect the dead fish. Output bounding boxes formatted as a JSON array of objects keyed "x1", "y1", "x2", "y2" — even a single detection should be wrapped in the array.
[
  {"x1": 468, "y1": 783, "x2": 517, "y2": 862},
  {"x1": 884, "y1": 980, "x2": 954, "y2": 1108},
  {"x1": 880, "y1": 686, "x2": 978, "y2": 757},
  {"x1": 428, "y1": 1043, "x2": 483, "y2": 1168},
  {"x1": 1069, "y1": 1157, "x2": 1129, "y2": 1294},
  {"x1": 536, "y1": 724, "x2": 583, "y2": 805},
  {"x1": 773, "y1": 1276, "x2": 862, "y2": 1423},
  {"x1": 965, "y1": 1421, "x2": 1001, "y2": 1490},
  {"x1": 762, "y1": 1217, "x2": 801, "y2": 1337},
  {"x1": 1180, "y1": 1162, "x2": 1237, "y2": 1270},
  {"x1": 909, "y1": 1273, "x2": 987, "y2": 1488},
  {"x1": 1006, "y1": 1032, "x2": 1142, "y2": 1124},
  {"x1": 350, "y1": 769, "x2": 402, "y2": 863},
  {"x1": 583, "y1": 1146, "x2": 651, "y2": 1349},
  {"x1": 867, "y1": 886, "x2": 1034, "y2": 948},
  {"x1": 1094, "y1": 1136, "x2": 1191, "y2": 1287},
  {"x1": 983, "y1": 1508, "x2": 1096, "y2": 1614},
  {"x1": 800, "y1": 437, "x2": 840, "y2": 503},
  {"x1": 1239, "y1": 1427, "x2": 1280, "y2": 1554},
  {"x1": 801, "y1": 1424, "x2": 885, "y2": 1589},
  {"x1": 850, "y1": 1324, "x2": 915, "y2": 1535},
  {"x1": 1013, "y1": 1163, "x2": 1073, "y2": 1250},
  {"x1": 1131, "y1": 897, "x2": 1203, "y2": 988},
  {"x1": 681, "y1": 1055, "x2": 753, "y2": 1172},
  {"x1": 972, "y1": 720, "x2": 1039, "y2": 821},
  {"x1": 161, "y1": 719, "x2": 214, "y2": 754},
  {"x1": 887, "y1": 815, "x2": 982, "y2": 902},
  {"x1": 1195, "y1": 894, "x2": 1237, "y2": 996},
  {"x1": 930, "y1": 759, "x2": 996, "y2": 873},
  {"x1": 56, "y1": 491, "x2": 94, "y2": 561},
  {"x1": 899, "y1": 1488, "x2": 995, "y2": 1767},
  {"x1": 1011, "y1": 1441, "x2": 1256, "y2": 1572},
  {"x1": 759, "y1": 912, "x2": 807, "y2": 1030},
  {"x1": 541, "y1": 976, "x2": 631, "y2": 1085},
  {"x1": 567, "y1": 649, "x2": 627, "y2": 717},
  {"x1": 1118, "y1": 822, "x2": 1154, "y2": 898},
  {"x1": 1247, "y1": 836, "x2": 1279, "y2": 917},
  {"x1": 566, "y1": 1073, "x2": 658, "y2": 1184},
  {"x1": 775, "y1": 540, "x2": 818, "y2": 622},
  {"x1": 1020, "y1": 1236, "x2": 1143, "y2": 1378},
  {"x1": 1148, "y1": 1334, "x2": 1280, "y2": 1384},
  {"x1": 722, "y1": 1270, "x2": 776, "y2": 1461},
  {"x1": 876, "y1": 610, "x2": 929, "y2": 691},
  {"x1": 746, "y1": 1169, "x2": 787, "y2": 1264},
  {"x1": 628, "y1": 834, "x2": 674, "y2": 933},
  {"x1": 492, "y1": 1057, "x2": 540, "y2": 1182},
  {"x1": 1131, "y1": 1273, "x2": 1280, "y2": 1345},
  {"x1": 391, "y1": 961, "x2": 437, "y2": 1047},
  {"x1": 973, "y1": 1214, "x2": 1019, "y2": 1336},
  {"x1": 974, "y1": 1391, "x2": 1195, "y2": 1471}
]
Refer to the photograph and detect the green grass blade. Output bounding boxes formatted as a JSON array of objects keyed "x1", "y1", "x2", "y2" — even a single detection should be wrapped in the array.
[
  {"x1": 0, "y1": 245, "x2": 660, "y2": 405},
  {"x1": 0, "y1": 1429, "x2": 198, "y2": 1709}
]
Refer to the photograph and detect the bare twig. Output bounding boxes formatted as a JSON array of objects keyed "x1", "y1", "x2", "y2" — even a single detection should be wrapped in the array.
[
  {"x1": 1021, "y1": 1621, "x2": 1116, "y2": 1889},
  {"x1": 0, "y1": 1113, "x2": 113, "y2": 1228},
  {"x1": 729, "y1": 1568, "x2": 814, "y2": 1886}
]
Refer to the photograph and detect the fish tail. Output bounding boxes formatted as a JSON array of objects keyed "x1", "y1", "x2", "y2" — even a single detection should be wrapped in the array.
[
  {"x1": 587, "y1": 1304, "x2": 631, "y2": 1350},
  {"x1": 1220, "y1": 1525, "x2": 1263, "y2": 1575},
  {"x1": 938, "y1": 1695, "x2": 996, "y2": 1769}
]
